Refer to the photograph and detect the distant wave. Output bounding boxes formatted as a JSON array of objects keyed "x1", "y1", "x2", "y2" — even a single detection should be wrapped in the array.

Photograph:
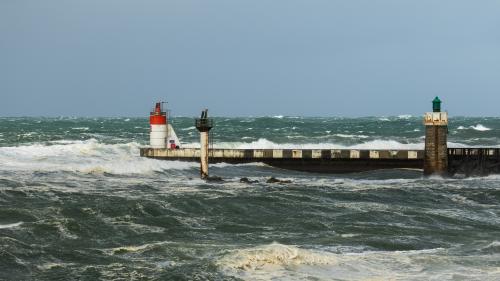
[
  {"x1": 377, "y1": 115, "x2": 414, "y2": 121},
  {"x1": 457, "y1": 124, "x2": 491, "y2": 131},
  {"x1": 334, "y1": 134, "x2": 370, "y2": 139},
  {"x1": 182, "y1": 138, "x2": 481, "y2": 150},
  {"x1": 183, "y1": 138, "x2": 425, "y2": 150},
  {"x1": 471, "y1": 124, "x2": 491, "y2": 131}
]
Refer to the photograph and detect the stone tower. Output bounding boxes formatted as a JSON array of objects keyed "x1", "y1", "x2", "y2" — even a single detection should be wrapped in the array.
[{"x1": 424, "y1": 97, "x2": 448, "y2": 175}]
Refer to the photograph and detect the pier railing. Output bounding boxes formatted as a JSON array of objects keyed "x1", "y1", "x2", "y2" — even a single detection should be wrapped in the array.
[
  {"x1": 141, "y1": 148, "x2": 424, "y2": 160},
  {"x1": 448, "y1": 148, "x2": 500, "y2": 176},
  {"x1": 195, "y1": 119, "x2": 214, "y2": 129},
  {"x1": 448, "y1": 148, "x2": 500, "y2": 157}
]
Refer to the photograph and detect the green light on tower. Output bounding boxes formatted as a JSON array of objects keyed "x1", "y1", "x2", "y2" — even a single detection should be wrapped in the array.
[{"x1": 432, "y1": 96, "x2": 441, "y2": 112}]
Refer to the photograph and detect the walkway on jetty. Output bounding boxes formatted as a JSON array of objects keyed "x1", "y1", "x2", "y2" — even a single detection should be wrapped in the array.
[
  {"x1": 141, "y1": 147, "x2": 500, "y2": 175},
  {"x1": 140, "y1": 148, "x2": 424, "y2": 173}
]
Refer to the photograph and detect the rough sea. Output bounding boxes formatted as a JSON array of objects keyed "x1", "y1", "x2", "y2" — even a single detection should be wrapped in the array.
[{"x1": 1, "y1": 116, "x2": 500, "y2": 280}]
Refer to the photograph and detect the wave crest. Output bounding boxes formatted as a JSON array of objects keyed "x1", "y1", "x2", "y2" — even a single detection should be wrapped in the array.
[
  {"x1": 217, "y1": 243, "x2": 338, "y2": 270},
  {"x1": 471, "y1": 124, "x2": 491, "y2": 131},
  {"x1": 457, "y1": 124, "x2": 491, "y2": 131},
  {"x1": 0, "y1": 222, "x2": 23, "y2": 229},
  {"x1": 0, "y1": 139, "x2": 196, "y2": 174},
  {"x1": 218, "y1": 243, "x2": 500, "y2": 281},
  {"x1": 183, "y1": 138, "x2": 425, "y2": 150}
]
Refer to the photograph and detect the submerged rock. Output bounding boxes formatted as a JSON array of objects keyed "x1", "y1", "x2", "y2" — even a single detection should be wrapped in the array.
[
  {"x1": 266, "y1": 177, "x2": 291, "y2": 184},
  {"x1": 240, "y1": 177, "x2": 259, "y2": 184},
  {"x1": 206, "y1": 176, "x2": 224, "y2": 182}
]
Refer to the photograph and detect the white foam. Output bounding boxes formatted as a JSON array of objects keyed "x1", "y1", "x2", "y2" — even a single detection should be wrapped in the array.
[
  {"x1": 218, "y1": 243, "x2": 500, "y2": 281},
  {"x1": 212, "y1": 162, "x2": 268, "y2": 168},
  {"x1": 334, "y1": 134, "x2": 370, "y2": 139},
  {"x1": 471, "y1": 124, "x2": 491, "y2": 131},
  {"x1": 0, "y1": 222, "x2": 23, "y2": 229},
  {"x1": 217, "y1": 243, "x2": 339, "y2": 271},
  {"x1": 483, "y1": 241, "x2": 500, "y2": 250},
  {"x1": 107, "y1": 241, "x2": 171, "y2": 255},
  {"x1": 457, "y1": 124, "x2": 492, "y2": 131},
  {"x1": 340, "y1": 233, "x2": 361, "y2": 238},
  {"x1": 183, "y1": 138, "x2": 426, "y2": 150},
  {"x1": 0, "y1": 139, "x2": 197, "y2": 174}
]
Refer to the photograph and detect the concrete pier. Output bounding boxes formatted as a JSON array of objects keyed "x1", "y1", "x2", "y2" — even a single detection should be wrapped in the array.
[
  {"x1": 140, "y1": 98, "x2": 500, "y2": 176},
  {"x1": 140, "y1": 148, "x2": 424, "y2": 173},
  {"x1": 140, "y1": 147, "x2": 500, "y2": 175}
]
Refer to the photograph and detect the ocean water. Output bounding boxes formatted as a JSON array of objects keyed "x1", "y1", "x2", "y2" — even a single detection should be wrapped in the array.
[{"x1": 1, "y1": 116, "x2": 500, "y2": 280}]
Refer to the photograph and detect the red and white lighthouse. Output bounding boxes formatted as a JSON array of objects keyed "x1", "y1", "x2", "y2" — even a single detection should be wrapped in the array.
[
  {"x1": 149, "y1": 102, "x2": 180, "y2": 149},
  {"x1": 149, "y1": 102, "x2": 168, "y2": 148}
]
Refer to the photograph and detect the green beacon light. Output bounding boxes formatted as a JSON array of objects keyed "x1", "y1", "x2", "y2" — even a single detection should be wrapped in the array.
[{"x1": 432, "y1": 96, "x2": 442, "y2": 112}]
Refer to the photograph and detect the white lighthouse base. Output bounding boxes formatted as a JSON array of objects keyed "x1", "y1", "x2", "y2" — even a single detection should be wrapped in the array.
[
  {"x1": 149, "y1": 124, "x2": 181, "y2": 149},
  {"x1": 150, "y1": 124, "x2": 167, "y2": 148}
]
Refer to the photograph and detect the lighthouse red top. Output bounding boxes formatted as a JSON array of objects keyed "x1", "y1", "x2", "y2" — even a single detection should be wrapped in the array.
[{"x1": 149, "y1": 102, "x2": 167, "y2": 125}]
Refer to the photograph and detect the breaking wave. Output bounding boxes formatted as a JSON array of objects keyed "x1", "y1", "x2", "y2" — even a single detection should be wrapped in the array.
[
  {"x1": 457, "y1": 124, "x2": 492, "y2": 131},
  {"x1": 0, "y1": 139, "x2": 196, "y2": 174},
  {"x1": 218, "y1": 243, "x2": 339, "y2": 271},
  {"x1": 218, "y1": 243, "x2": 500, "y2": 281},
  {"x1": 0, "y1": 222, "x2": 24, "y2": 229},
  {"x1": 471, "y1": 124, "x2": 492, "y2": 131},
  {"x1": 182, "y1": 138, "x2": 476, "y2": 150}
]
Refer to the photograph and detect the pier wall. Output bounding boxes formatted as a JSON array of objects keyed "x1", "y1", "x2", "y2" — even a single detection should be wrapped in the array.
[
  {"x1": 140, "y1": 147, "x2": 500, "y2": 175},
  {"x1": 448, "y1": 148, "x2": 500, "y2": 176},
  {"x1": 140, "y1": 148, "x2": 424, "y2": 173}
]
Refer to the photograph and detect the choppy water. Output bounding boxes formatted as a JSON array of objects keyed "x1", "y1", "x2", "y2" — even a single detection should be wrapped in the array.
[{"x1": 1, "y1": 116, "x2": 500, "y2": 280}]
